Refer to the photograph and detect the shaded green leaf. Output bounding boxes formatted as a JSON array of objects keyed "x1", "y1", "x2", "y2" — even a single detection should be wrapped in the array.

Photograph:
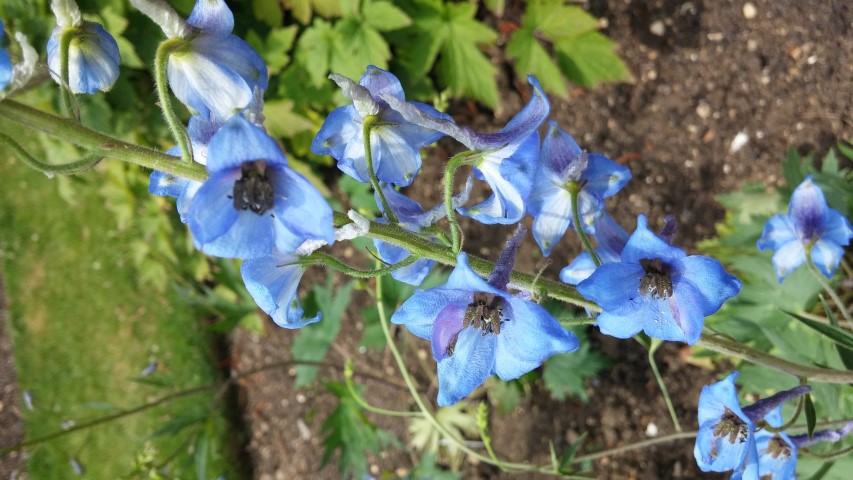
[
  {"x1": 292, "y1": 278, "x2": 353, "y2": 386},
  {"x1": 264, "y1": 99, "x2": 314, "y2": 137},
  {"x1": 555, "y1": 31, "x2": 633, "y2": 88},
  {"x1": 363, "y1": 0, "x2": 411, "y2": 31},
  {"x1": 334, "y1": 15, "x2": 392, "y2": 73},
  {"x1": 506, "y1": 27, "x2": 567, "y2": 97},
  {"x1": 783, "y1": 310, "x2": 853, "y2": 351},
  {"x1": 805, "y1": 393, "x2": 816, "y2": 440},
  {"x1": 558, "y1": 431, "x2": 588, "y2": 474},
  {"x1": 252, "y1": 0, "x2": 283, "y2": 27},
  {"x1": 321, "y1": 381, "x2": 389, "y2": 477},
  {"x1": 295, "y1": 18, "x2": 335, "y2": 87}
]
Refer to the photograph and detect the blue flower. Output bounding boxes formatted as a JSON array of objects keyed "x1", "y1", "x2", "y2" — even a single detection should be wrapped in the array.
[
  {"x1": 133, "y1": 0, "x2": 268, "y2": 120},
  {"x1": 46, "y1": 0, "x2": 120, "y2": 94},
  {"x1": 372, "y1": 186, "x2": 436, "y2": 285},
  {"x1": 186, "y1": 115, "x2": 334, "y2": 258},
  {"x1": 577, "y1": 215, "x2": 741, "y2": 345},
  {"x1": 694, "y1": 372, "x2": 760, "y2": 479},
  {"x1": 311, "y1": 66, "x2": 449, "y2": 187},
  {"x1": 392, "y1": 228, "x2": 579, "y2": 406},
  {"x1": 527, "y1": 122, "x2": 631, "y2": 256},
  {"x1": 0, "y1": 20, "x2": 11, "y2": 91},
  {"x1": 241, "y1": 251, "x2": 320, "y2": 329},
  {"x1": 380, "y1": 76, "x2": 550, "y2": 224},
  {"x1": 757, "y1": 175, "x2": 853, "y2": 282},
  {"x1": 754, "y1": 407, "x2": 797, "y2": 480}
]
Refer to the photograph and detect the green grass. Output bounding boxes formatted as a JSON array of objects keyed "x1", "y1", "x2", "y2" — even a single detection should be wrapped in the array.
[{"x1": 0, "y1": 117, "x2": 240, "y2": 478}]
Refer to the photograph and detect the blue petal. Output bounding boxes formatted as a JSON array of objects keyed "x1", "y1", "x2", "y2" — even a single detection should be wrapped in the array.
[
  {"x1": 591, "y1": 212, "x2": 629, "y2": 258},
  {"x1": 446, "y1": 253, "x2": 503, "y2": 296},
  {"x1": 474, "y1": 76, "x2": 550, "y2": 150},
  {"x1": 582, "y1": 153, "x2": 632, "y2": 199},
  {"x1": 48, "y1": 23, "x2": 120, "y2": 94},
  {"x1": 460, "y1": 131, "x2": 538, "y2": 224},
  {"x1": 270, "y1": 167, "x2": 335, "y2": 245},
  {"x1": 756, "y1": 434, "x2": 796, "y2": 480},
  {"x1": 206, "y1": 116, "x2": 287, "y2": 173},
  {"x1": 360, "y1": 65, "x2": 405, "y2": 102},
  {"x1": 187, "y1": 169, "x2": 239, "y2": 244},
  {"x1": 648, "y1": 283, "x2": 705, "y2": 344},
  {"x1": 391, "y1": 288, "x2": 472, "y2": 340},
  {"x1": 384, "y1": 102, "x2": 448, "y2": 147},
  {"x1": 376, "y1": 185, "x2": 426, "y2": 224},
  {"x1": 577, "y1": 262, "x2": 645, "y2": 311},
  {"x1": 559, "y1": 251, "x2": 598, "y2": 285},
  {"x1": 167, "y1": 47, "x2": 252, "y2": 119},
  {"x1": 241, "y1": 252, "x2": 320, "y2": 329},
  {"x1": 594, "y1": 308, "x2": 645, "y2": 339},
  {"x1": 810, "y1": 239, "x2": 844, "y2": 278},
  {"x1": 539, "y1": 121, "x2": 584, "y2": 179},
  {"x1": 436, "y1": 327, "x2": 496, "y2": 406},
  {"x1": 187, "y1": 0, "x2": 234, "y2": 37},
  {"x1": 672, "y1": 256, "x2": 742, "y2": 316},
  {"x1": 0, "y1": 47, "x2": 11, "y2": 91},
  {"x1": 757, "y1": 215, "x2": 798, "y2": 252},
  {"x1": 697, "y1": 372, "x2": 743, "y2": 426},
  {"x1": 148, "y1": 170, "x2": 188, "y2": 198},
  {"x1": 621, "y1": 215, "x2": 686, "y2": 265},
  {"x1": 372, "y1": 126, "x2": 423, "y2": 186},
  {"x1": 493, "y1": 298, "x2": 578, "y2": 380},
  {"x1": 789, "y1": 175, "x2": 828, "y2": 242},
  {"x1": 770, "y1": 241, "x2": 806, "y2": 282},
  {"x1": 694, "y1": 420, "x2": 755, "y2": 474},
  {"x1": 201, "y1": 35, "x2": 268, "y2": 91},
  {"x1": 528, "y1": 169, "x2": 573, "y2": 256},
  {"x1": 311, "y1": 105, "x2": 359, "y2": 159},
  {"x1": 822, "y1": 208, "x2": 853, "y2": 245},
  {"x1": 374, "y1": 240, "x2": 434, "y2": 286}
]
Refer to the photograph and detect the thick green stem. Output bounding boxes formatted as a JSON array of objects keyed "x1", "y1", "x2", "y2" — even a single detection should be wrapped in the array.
[
  {"x1": 805, "y1": 253, "x2": 853, "y2": 327},
  {"x1": 58, "y1": 28, "x2": 78, "y2": 119},
  {"x1": 154, "y1": 38, "x2": 193, "y2": 164},
  {"x1": 698, "y1": 333, "x2": 853, "y2": 384},
  {"x1": 0, "y1": 100, "x2": 207, "y2": 181},
  {"x1": 362, "y1": 115, "x2": 397, "y2": 223},
  {"x1": 334, "y1": 211, "x2": 598, "y2": 310},
  {"x1": 568, "y1": 181, "x2": 601, "y2": 267}
]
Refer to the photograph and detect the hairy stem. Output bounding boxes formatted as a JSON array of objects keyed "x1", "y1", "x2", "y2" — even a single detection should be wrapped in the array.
[
  {"x1": 0, "y1": 132, "x2": 101, "y2": 175},
  {"x1": 568, "y1": 181, "x2": 601, "y2": 266},
  {"x1": 362, "y1": 115, "x2": 397, "y2": 223},
  {"x1": 443, "y1": 152, "x2": 472, "y2": 254},
  {"x1": 154, "y1": 38, "x2": 193, "y2": 164},
  {"x1": 58, "y1": 28, "x2": 78, "y2": 120}
]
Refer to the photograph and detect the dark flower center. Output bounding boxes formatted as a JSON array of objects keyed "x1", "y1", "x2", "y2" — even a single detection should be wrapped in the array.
[
  {"x1": 463, "y1": 292, "x2": 506, "y2": 336},
  {"x1": 765, "y1": 435, "x2": 792, "y2": 460},
  {"x1": 639, "y1": 258, "x2": 673, "y2": 299},
  {"x1": 714, "y1": 407, "x2": 750, "y2": 444},
  {"x1": 232, "y1": 160, "x2": 275, "y2": 215}
]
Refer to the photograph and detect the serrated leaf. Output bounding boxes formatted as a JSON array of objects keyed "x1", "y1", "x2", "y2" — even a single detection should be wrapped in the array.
[
  {"x1": 805, "y1": 393, "x2": 816, "y2": 440},
  {"x1": 295, "y1": 19, "x2": 335, "y2": 87},
  {"x1": 321, "y1": 381, "x2": 383, "y2": 477},
  {"x1": 555, "y1": 31, "x2": 633, "y2": 88},
  {"x1": 528, "y1": 1, "x2": 599, "y2": 41},
  {"x1": 783, "y1": 310, "x2": 853, "y2": 351},
  {"x1": 334, "y1": 16, "x2": 392, "y2": 72},
  {"x1": 363, "y1": 0, "x2": 411, "y2": 31},
  {"x1": 283, "y1": 0, "x2": 343, "y2": 24},
  {"x1": 252, "y1": 0, "x2": 283, "y2": 27},
  {"x1": 543, "y1": 333, "x2": 610, "y2": 402},
  {"x1": 292, "y1": 278, "x2": 353, "y2": 386},
  {"x1": 409, "y1": 401, "x2": 479, "y2": 471},
  {"x1": 264, "y1": 99, "x2": 314, "y2": 137},
  {"x1": 506, "y1": 27, "x2": 567, "y2": 97}
]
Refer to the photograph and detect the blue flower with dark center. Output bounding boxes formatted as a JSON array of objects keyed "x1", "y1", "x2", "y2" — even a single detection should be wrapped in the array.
[
  {"x1": 0, "y1": 20, "x2": 12, "y2": 91},
  {"x1": 311, "y1": 66, "x2": 449, "y2": 187},
  {"x1": 131, "y1": 0, "x2": 267, "y2": 120},
  {"x1": 391, "y1": 228, "x2": 579, "y2": 406},
  {"x1": 527, "y1": 121, "x2": 631, "y2": 256},
  {"x1": 754, "y1": 407, "x2": 797, "y2": 480},
  {"x1": 186, "y1": 115, "x2": 334, "y2": 258},
  {"x1": 757, "y1": 175, "x2": 853, "y2": 282},
  {"x1": 380, "y1": 76, "x2": 550, "y2": 224},
  {"x1": 47, "y1": 0, "x2": 120, "y2": 94},
  {"x1": 577, "y1": 215, "x2": 741, "y2": 345},
  {"x1": 241, "y1": 250, "x2": 320, "y2": 329}
]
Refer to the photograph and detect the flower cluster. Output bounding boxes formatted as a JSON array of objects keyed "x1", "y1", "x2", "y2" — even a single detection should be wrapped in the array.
[{"x1": 695, "y1": 372, "x2": 852, "y2": 479}]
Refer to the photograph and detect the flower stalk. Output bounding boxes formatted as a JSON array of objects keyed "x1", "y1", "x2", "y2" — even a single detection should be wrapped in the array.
[
  {"x1": 154, "y1": 38, "x2": 193, "y2": 164},
  {"x1": 568, "y1": 180, "x2": 601, "y2": 266},
  {"x1": 362, "y1": 115, "x2": 397, "y2": 223}
]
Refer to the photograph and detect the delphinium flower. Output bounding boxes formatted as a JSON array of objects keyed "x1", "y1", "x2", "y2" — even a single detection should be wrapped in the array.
[
  {"x1": 46, "y1": 0, "x2": 120, "y2": 94},
  {"x1": 130, "y1": 0, "x2": 267, "y2": 120},
  {"x1": 392, "y1": 227, "x2": 579, "y2": 406},
  {"x1": 0, "y1": 20, "x2": 11, "y2": 92},
  {"x1": 559, "y1": 211, "x2": 629, "y2": 285},
  {"x1": 757, "y1": 174, "x2": 853, "y2": 282},
  {"x1": 311, "y1": 65, "x2": 450, "y2": 187},
  {"x1": 577, "y1": 215, "x2": 741, "y2": 344},
  {"x1": 380, "y1": 76, "x2": 550, "y2": 224},
  {"x1": 527, "y1": 121, "x2": 631, "y2": 256},
  {"x1": 186, "y1": 115, "x2": 334, "y2": 258},
  {"x1": 753, "y1": 407, "x2": 797, "y2": 479},
  {"x1": 241, "y1": 249, "x2": 319, "y2": 329}
]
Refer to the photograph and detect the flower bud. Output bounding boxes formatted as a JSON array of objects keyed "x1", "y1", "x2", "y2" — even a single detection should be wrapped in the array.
[{"x1": 47, "y1": 19, "x2": 120, "y2": 94}]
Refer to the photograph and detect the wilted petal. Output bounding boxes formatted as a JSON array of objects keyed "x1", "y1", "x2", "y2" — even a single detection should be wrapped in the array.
[{"x1": 241, "y1": 252, "x2": 320, "y2": 329}]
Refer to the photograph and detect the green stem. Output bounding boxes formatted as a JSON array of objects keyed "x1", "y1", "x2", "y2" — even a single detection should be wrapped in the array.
[
  {"x1": 647, "y1": 342, "x2": 682, "y2": 432},
  {"x1": 571, "y1": 431, "x2": 698, "y2": 463},
  {"x1": 302, "y1": 251, "x2": 418, "y2": 279},
  {"x1": 0, "y1": 132, "x2": 101, "y2": 175},
  {"x1": 568, "y1": 181, "x2": 601, "y2": 267},
  {"x1": 0, "y1": 99, "x2": 207, "y2": 181},
  {"x1": 363, "y1": 115, "x2": 397, "y2": 223},
  {"x1": 154, "y1": 38, "x2": 193, "y2": 164},
  {"x1": 804, "y1": 253, "x2": 853, "y2": 327},
  {"x1": 344, "y1": 360, "x2": 421, "y2": 418},
  {"x1": 698, "y1": 333, "x2": 853, "y2": 383},
  {"x1": 443, "y1": 152, "x2": 471, "y2": 254},
  {"x1": 335, "y1": 212, "x2": 598, "y2": 310},
  {"x1": 58, "y1": 28, "x2": 78, "y2": 120}
]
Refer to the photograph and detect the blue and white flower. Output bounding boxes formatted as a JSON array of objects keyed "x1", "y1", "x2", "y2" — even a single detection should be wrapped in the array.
[
  {"x1": 47, "y1": 0, "x2": 120, "y2": 94},
  {"x1": 312, "y1": 66, "x2": 450, "y2": 187},
  {"x1": 757, "y1": 175, "x2": 853, "y2": 282},
  {"x1": 241, "y1": 250, "x2": 319, "y2": 329}
]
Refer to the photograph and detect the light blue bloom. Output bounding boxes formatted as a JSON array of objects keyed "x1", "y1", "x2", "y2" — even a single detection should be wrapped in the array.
[
  {"x1": 46, "y1": 0, "x2": 120, "y2": 94},
  {"x1": 186, "y1": 115, "x2": 334, "y2": 258},
  {"x1": 380, "y1": 76, "x2": 550, "y2": 224},
  {"x1": 133, "y1": 0, "x2": 267, "y2": 120},
  {"x1": 312, "y1": 66, "x2": 449, "y2": 187},
  {"x1": 757, "y1": 175, "x2": 853, "y2": 282},
  {"x1": 241, "y1": 251, "x2": 320, "y2": 329},
  {"x1": 391, "y1": 228, "x2": 578, "y2": 406},
  {"x1": 754, "y1": 407, "x2": 797, "y2": 480},
  {"x1": 560, "y1": 212, "x2": 629, "y2": 285},
  {"x1": 527, "y1": 121, "x2": 631, "y2": 256},
  {"x1": 372, "y1": 186, "x2": 436, "y2": 285},
  {"x1": 577, "y1": 215, "x2": 741, "y2": 345},
  {"x1": 0, "y1": 20, "x2": 11, "y2": 91},
  {"x1": 694, "y1": 372, "x2": 759, "y2": 479}
]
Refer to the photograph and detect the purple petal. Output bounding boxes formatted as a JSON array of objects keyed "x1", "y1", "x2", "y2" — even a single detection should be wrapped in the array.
[
  {"x1": 187, "y1": 0, "x2": 234, "y2": 37},
  {"x1": 789, "y1": 175, "x2": 828, "y2": 242},
  {"x1": 431, "y1": 303, "x2": 466, "y2": 361},
  {"x1": 360, "y1": 65, "x2": 405, "y2": 102},
  {"x1": 391, "y1": 288, "x2": 472, "y2": 340},
  {"x1": 540, "y1": 121, "x2": 584, "y2": 179}
]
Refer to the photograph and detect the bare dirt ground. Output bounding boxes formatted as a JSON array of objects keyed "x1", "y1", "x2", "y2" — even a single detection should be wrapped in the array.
[{"x1": 1, "y1": 0, "x2": 850, "y2": 479}]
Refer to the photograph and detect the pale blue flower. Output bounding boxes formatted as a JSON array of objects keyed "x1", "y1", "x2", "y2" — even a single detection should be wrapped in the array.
[
  {"x1": 241, "y1": 251, "x2": 320, "y2": 329},
  {"x1": 527, "y1": 121, "x2": 631, "y2": 256},
  {"x1": 758, "y1": 175, "x2": 853, "y2": 282},
  {"x1": 312, "y1": 66, "x2": 449, "y2": 187},
  {"x1": 754, "y1": 407, "x2": 797, "y2": 480}
]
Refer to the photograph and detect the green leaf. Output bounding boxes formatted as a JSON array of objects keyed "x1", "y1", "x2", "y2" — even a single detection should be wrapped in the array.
[
  {"x1": 528, "y1": 1, "x2": 599, "y2": 41},
  {"x1": 554, "y1": 31, "x2": 633, "y2": 88},
  {"x1": 252, "y1": 0, "x2": 283, "y2": 27},
  {"x1": 819, "y1": 295, "x2": 853, "y2": 370},
  {"x1": 783, "y1": 310, "x2": 853, "y2": 351},
  {"x1": 363, "y1": 0, "x2": 411, "y2": 31},
  {"x1": 782, "y1": 148, "x2": 806, "y2": 189},
  {"x1": 321, "y1": 381, "x2": 386, "y2": 477},
  {"x1": 334, "y1": 15, "x2": 393, "y2": 73},
  {"x1": 263, "y1": 99, "x2": 314, "y2": 137},
  {"x1": 543, "y1": 328, "x2": 610, "y2": 402},
  {"x1": 484, "y1": 377, "x2": 524, "y2": 415},
  {"x1": 283, "y1": 0, "x2": 344, "y2": 24},
  {"x1": 409, "y1": 401, "x2": 479, "y2": 471},
  {"x1": 295, "y1": 19, "x2": 335, "y2": 87},
  {"x1": 822, "y1": 149, "x2": 839, "y2": 174},
  {"x1": 292, "y1": 277, "x2": 353, "y2": 386},
  {"x1": 805, "y1": 393, "x2": 816, "y2": 440},
  {"x1": 558, "y1": 431, "x2": 588, "y2": 474},
  {"x1": 506, "y1": 27, "x2": 567, "y2": 97}
]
